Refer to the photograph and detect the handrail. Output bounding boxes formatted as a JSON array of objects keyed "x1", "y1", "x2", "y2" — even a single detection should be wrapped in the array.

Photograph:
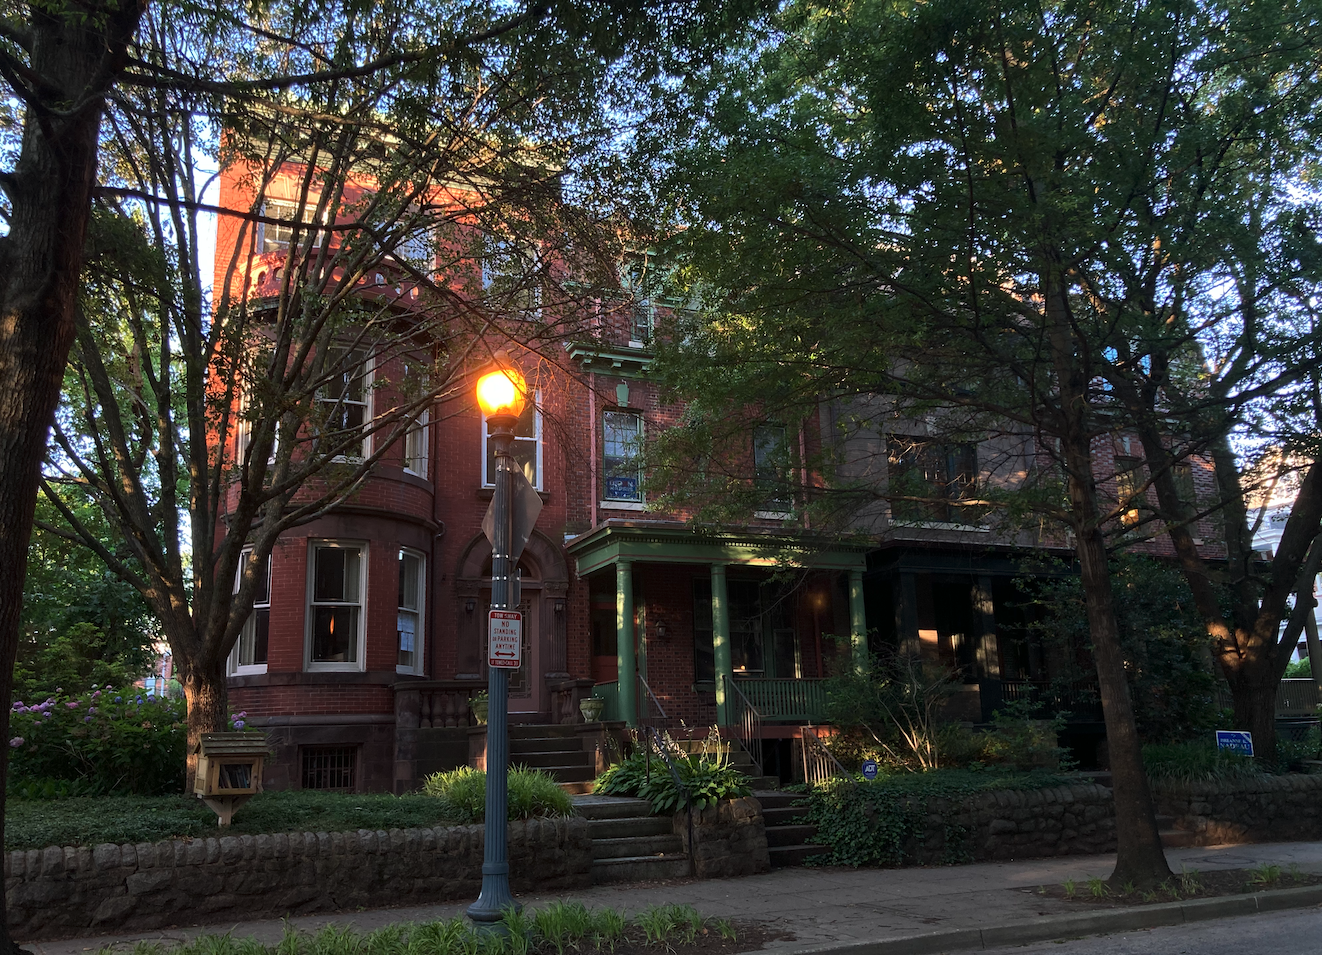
[
  {"x1": 723, "y1": 674, "x2": 763, "y2": 777},
  {"x1": 643, "y1": 725, "x2": 696, "y2": 877},
  {"x1": 799, "y1": 725, "x2": 851, "y2": 788},
  {"x1": 638, "y1": 674, "x2": 668, "y2": 729}
]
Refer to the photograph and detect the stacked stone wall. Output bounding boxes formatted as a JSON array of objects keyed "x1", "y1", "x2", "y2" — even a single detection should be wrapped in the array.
[
  {"x1": 1153, "y1": 774, "x2": 1322, "y2": 846},
  {"x1": 672, "y1": 796, "x2": 769, "y2": 878}
]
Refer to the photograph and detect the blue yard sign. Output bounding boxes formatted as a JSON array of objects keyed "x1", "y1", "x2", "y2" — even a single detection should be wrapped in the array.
[
  {"x1": 861, "y1": 759, "x2": 879, "y2": 780},
  {"x1": 1215, "y1": 729, "x2": 1254, "y2": 756}
]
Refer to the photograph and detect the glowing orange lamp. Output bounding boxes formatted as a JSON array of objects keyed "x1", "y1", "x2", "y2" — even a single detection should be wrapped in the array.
[{"x1": 475, "y1": 364, "x2": 527, "y2": 423}]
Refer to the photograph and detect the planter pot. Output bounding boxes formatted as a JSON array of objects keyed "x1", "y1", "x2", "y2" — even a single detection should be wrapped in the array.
[
  {"x1": 579, "y1": 697, "x2": 606, "y2": 723},
  {"x1": 471, "y1": 700, "x2": 489, "y2": 724}
]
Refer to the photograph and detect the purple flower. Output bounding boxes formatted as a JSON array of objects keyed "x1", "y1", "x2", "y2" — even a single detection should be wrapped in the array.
[
  {"x1": 114, "y1": 696, "x2": 122, "y2": 703},
  {"x1": 83, "y1": 716, "x2": 92, "y2": 723},
  {"x1": 11, "y1": 701, "x2": 22, "y2": 710},
  {"x1": 8, "y1": 737, "x2": 22, "y2": 747},
  {"x1": 235, "y1": 711, "x2": 247, "y2": 719},
  {"x1": 42, "y1": 711, "x2": 52, "y2": 719},
  {"x1": 65, "y1": 701, "x2": 79, "y2": 709},
  {"x1": 233, "y1": 720, "x2": 246, "y2": 730},
  {"x1": 88, "y1": 707, "x2": 97, "y2": 715}
]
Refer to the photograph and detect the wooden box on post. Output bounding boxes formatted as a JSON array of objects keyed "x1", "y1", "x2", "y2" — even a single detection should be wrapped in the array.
[{"x1": 194, "y1": 731, "x2": 270, "y2": 826}]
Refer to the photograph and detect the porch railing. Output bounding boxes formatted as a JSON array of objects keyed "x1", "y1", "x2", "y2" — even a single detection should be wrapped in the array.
[
  {"x1": 723, "y1": 674, "x2": 763, "y2": 777},
  {"x1": 977, "y1": 679, "x2": 1103, "y2": 722},
  {"x1": 1277, "y1": 679, "x2": 1321, "y2": 717},
  {"x1": 392, "y1": 680, "x2": 484, "y2": 728},
  {"x1": 735, "y1": 678, "x2": 827, "y2": 722},
  {"x1": 799, "y1": 725, "x2": 850, "y2": 788},
  {"x1": 593, "y1": 681, "x2": 621, "y2": 722}
]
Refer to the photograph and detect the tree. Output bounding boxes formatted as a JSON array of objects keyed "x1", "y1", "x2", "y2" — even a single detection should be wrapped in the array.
[{"x1": 635, "y1": 0, "x2": 1322, "y2": 886}]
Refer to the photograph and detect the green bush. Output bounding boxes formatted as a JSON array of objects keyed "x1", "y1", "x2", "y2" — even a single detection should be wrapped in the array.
[
  {"x1": 978, "y1": 700, "x2": 1074, "y2": 771},
  {"x1": 804, "y1": 768, "x2": 1067, "y2": 867},
  {"x1": 595, "y1": 735, "x2": 750, "y2": 814},
  {"x1": 421, "y1": 766, "x2": 573, "y2": 822},
  {"x1": 8, "y1": 686, "x2": 186, "y2": 795},
  {"x1": 1141, "y1": 740, "x2": 1260, "y2": 783}
]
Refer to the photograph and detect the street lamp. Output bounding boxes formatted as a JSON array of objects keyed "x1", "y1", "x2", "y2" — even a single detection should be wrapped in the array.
[{"x1": 468, "y1": 359, "x2": 527, "y2": 927}]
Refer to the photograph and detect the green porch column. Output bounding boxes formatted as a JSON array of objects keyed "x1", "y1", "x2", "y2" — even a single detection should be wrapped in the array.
[
  {"x1": 711, "y1": 563, "x2": 733, "y2": 726},
  {"x1": 616, "y1": 560, "x2": 637, "y2": 727},
  {"x1": 849, "y1": 568, "x2": 868, "y2": 674}
]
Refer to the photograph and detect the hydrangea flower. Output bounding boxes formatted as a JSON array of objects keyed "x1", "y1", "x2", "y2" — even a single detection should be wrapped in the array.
[
  {"x1": 114, "y1": 696, "x2": 123, "y2": 703},
  {"x1": 83, "y1": 716, "x2": 92, "y2": 723},
  {"x1": 66, "y1": 701, "x2": 79, "y2": 709},
  {"x1": 9, "y1": 737, "x2": 22, "y2": 747},
  {"x1": 233, "y1": 720, "x2": 246, "y2": 730}
]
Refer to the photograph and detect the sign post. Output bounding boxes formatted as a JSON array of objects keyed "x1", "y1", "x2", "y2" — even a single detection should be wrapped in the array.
[{"x1": 488, "y1": 610, "x2": 522, "y2": 669}]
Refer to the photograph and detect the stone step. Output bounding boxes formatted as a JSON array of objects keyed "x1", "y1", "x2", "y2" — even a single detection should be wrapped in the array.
[
  {"x1": 761, "y1": 805, "x2": 808, "y2": 826},
  {"x1": 769, "y1": 843, "x2": 829, "y2": 868},
  {"x1": 572, "y1": 795, "x2": 652, "y2": 820},
  {"x1": 587, "y1": 816, "x2": 673, "y2": 839},
  {"x1": 591, "y1": 834, "x2": 683, "y2": 860},
  {"x1": 509, "y1": 723, "x2": 580, "y2": 739},
  {"x1": 512, "y1": 750, "x2": 591, "y2": 768},
  {"x1": 512, "y1": 736, "x2": 589, "y2": 754},
  {"x1": 560, "y1": 780, "x2": 595, "y2": 796},
  {"x1": 530, "y1": 764, "x2": 594, "y2": 783},
  {"x1": 766, "y1": 824, "x2": 818, "y2": 848},
  {"x1": 748, "y1": 775, "x2": 780, "y2": 790},
  {"x1": 591, "y1": 855, "x2": 691, "y2": 884},
  {"x1": 753, "y1": 791, "x2": 801, "y2": 810},
  {"x1": 1161, "y1": 829, "x2": 1197, "y2": 849}
]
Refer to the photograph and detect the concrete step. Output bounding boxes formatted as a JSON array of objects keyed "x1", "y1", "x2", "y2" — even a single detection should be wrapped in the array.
[
  {"x1": 761, "y1": 805, "x2": 808, "y2": 826},
  {"x1": 573, "y1": 795, "x2": 652, "y2": 820},
  {"x1": 766, "y1": 824, "x2": 818, "y2": 848},
  {"x1": 591, "y1": 834, "x2": 683, "y2": 860},
  {"x1": 754, "y1": 791, "x2": 802, "y2": 810},
  {"x1": 591, "y1": 855, "x2": 691, "y2": 884},
  {"x1": 560, "y1": 780, "x2": 594, "y2": 795},
  {"x1": 509, "y1": 724, "x2": 579, "y2": 739},
  {"x1": 512, "y1": 736, "x2": 589, "y2": 754},
  {"x1": 748, "y1": 775, "x2": 780, "y2": 790},
  {"x1": 769, "y1": 843, "x2": 829, "y2": 867},
  {"x1": 512, "y1": 750, "x2": 590, "y2": 768},
  {"x1": 587, "y1": 816, "x2": 673, "y2": 839},
  {"x1": 528, "y1": 764, "x2": 594, "y2": 783}
]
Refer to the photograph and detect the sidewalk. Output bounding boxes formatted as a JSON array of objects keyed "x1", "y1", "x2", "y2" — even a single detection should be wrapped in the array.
[{"x1": 25, "y1": 841, "x2": 1322, "y2": 955}]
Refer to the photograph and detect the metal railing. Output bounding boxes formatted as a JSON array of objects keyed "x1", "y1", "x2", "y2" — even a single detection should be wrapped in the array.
[
  {"x1": 735, "y1": 678, "x2": 827, "y2": 722},
  {"x1": 638, "y1": 674, "x2": 669, "y2": 732},
  {"x1": 723, "y1": 674, "x2": 763, "y2": 777},
  {"x1": 977, "y1": 679, "x2": 1103, "y2": 722},
  {"x1": 642, "y1": 725, "x2": 696, "y2": 877},
  {"x1": 1277, "y1": 679, "x2": 1322, "y2": 717},
  {"x1": 798, "y1": 725, "x2": 851, "y2": 788}
]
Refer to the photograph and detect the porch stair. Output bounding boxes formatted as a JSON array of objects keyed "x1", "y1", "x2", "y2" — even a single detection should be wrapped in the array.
[
  {"x1": 1156, "y1": 814, "x2": 1196, "y2": 849},
  {"x1": 574, "y1": 794, "x2": 691, "y2": 883},
  {"x1": 509, "y1": 724, "x2": 596, "y2": 795},
  {"x1": 757, "y1": 790, "x2": 828, "y2": 867}
]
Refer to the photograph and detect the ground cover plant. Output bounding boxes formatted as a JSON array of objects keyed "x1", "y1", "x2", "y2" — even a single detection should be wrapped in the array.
[
  {"x1": 804, "y1": 768, "x2": 1068, "y2": 868},
  {"x1": 594, "y1": 732, "x2": 750, "y2": 814},
  {"x1": 1035, "y1": 864, "x2": 1322, "y2": 906},
  {"x1": 4, "y1": 773, "x2": 571, "y2": 851},
  {"x1": 115, "y1": 903, "x2": 762, "y2": 955}
]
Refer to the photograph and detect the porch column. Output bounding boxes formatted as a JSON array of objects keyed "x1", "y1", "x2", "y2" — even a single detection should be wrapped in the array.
[
  {"x1": 712, "y1": 563, "x2": 733, "y2": 726},
  {"x1": 973, "y1": 575, "x2": 1000, "y2": 679},
  {"x1": 849, "y1": 568, "x2": 868, "y2": 673},
  {"x1": 616, "y1": 560, "x2": 637, "y2": 727}
]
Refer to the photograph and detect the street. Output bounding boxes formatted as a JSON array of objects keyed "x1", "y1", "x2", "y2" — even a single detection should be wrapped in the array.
[{"x1": 990, "y1": 906, "x2": 1322, "y2": 954}]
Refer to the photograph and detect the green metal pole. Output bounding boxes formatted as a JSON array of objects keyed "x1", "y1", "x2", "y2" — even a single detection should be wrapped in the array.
[
  {"x1": 712, "y1": 563, "x2": 732, "y2": 725},
  {"x1": 849, "y1": 568, "x2": 868, "y2": 674},
  {"x1": 616, "y1": 560, "x2": 636, "y2": 727}
]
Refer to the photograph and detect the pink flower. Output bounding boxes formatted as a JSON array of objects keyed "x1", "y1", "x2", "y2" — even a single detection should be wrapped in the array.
[
  {"x1": 65, "y1": 701, "x2": 79, "y2": 709},
  {"x1": 9, "y1": 737, "x2": 22, "y2": 747}
]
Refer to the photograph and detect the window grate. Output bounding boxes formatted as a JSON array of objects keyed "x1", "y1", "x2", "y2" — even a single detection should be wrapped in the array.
[{"x1": 301, "y1": 747, "x2": 356, "y2": 791}]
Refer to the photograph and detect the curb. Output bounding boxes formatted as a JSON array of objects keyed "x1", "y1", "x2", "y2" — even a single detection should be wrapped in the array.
[{"x1": 780, "y1": 884, "x2": 1322, "y2": 955}]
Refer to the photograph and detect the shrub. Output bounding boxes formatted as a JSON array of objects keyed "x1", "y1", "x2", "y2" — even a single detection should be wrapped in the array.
[
  {"x1": 595, "y1": 733, "x2": 750, "y2": 814},
  {"x1": 1142, "y1": 740, "x2": 1261, "y2": 783},
  {"x1": 421, "y1": 766, "x2": 573, "y2": 822},
  {"x1": 979, "y1": 700, "x2": 1074, "y2": 771},
  {"x1": 823, "y1": 650, "x2": 954, "y2": 770},
  {"x1": 8, "y1": 686, "x2": 186, "y2": 795}
]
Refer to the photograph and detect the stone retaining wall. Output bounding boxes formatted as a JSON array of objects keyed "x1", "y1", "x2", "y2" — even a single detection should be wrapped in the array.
[
  {"x1": 1153, "y1": 774, "x2": 1322, "y2": 846},
  {"x1": 899, "y1": 783, "x2": 1116, "y2": 865},
  {"x1": 6, "y1": 817, "x2": 592, "y2": 942},
  {"x1": 672, "y1": 796, "x2": 769, "y2": 879}
]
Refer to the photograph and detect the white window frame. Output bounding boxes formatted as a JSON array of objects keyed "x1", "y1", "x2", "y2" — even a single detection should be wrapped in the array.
[
  {"x1": 397, "y1": 548, "x2": 425, "y2": 674},
  {"x1": 753, "y1": 423, "x2": 794, "y2": 519},
  {"x1": 602, "y1": 410, "x2": 644, "y2": 505},
  {"x1": 305, "y1": 540, "x2": 367, "y2": 671},
  {"x1": 261, "y1": 198, "x2": 324, "y2": 253},
  {"x1": 482, "y1": 394, "x2": 543, "y2": 491},
  {"x1": 481, "y1": 237, "x2": 542, "y2": 317},
  {"x1": 316, "y1": 349, "x2": 373, "y2": 461},
  {"x1": 403, "y1": 410, "x2": 429, "y2": 478},
  {"x1": 229, "y1": 548, "x2": 270, "y2": 676}
]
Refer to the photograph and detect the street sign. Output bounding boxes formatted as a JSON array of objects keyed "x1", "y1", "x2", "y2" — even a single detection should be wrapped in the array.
[
  {"x1": 861, "y1": 759, "x2": 879, "y2": 780},
  {"x1": 1215, "y1": 729, "x2": 1254, "y2": 756},
  {"x1": 488, "y1": 610, "x2": 522, "y2": 669},
  {"x1": 482, "y1": 465, "x2": 543, "y2": 564}
]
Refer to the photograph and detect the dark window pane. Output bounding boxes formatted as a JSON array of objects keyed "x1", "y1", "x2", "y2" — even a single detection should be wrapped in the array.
[
  {"x1": 252, "y1": 609, "x2": 269, "y2": 665},
  {"x1": 312, "y1": 606, "x2": 357, "y2": 662}
]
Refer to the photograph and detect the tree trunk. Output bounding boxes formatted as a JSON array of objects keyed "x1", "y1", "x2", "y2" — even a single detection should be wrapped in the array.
[
  {"x1": 0, "y1": 5, "x2": 143, "y2": 951},
  {"x1": 181, "y1": 662, "x2": 230, "y2": 790},
  {"x1": 1228, "y1": 672, "x2": 1281, "y2": 763}
]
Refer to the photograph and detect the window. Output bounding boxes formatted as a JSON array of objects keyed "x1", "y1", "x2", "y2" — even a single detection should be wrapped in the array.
[
  {"x1": 301, "y1": 747, "x2": 356, "y2": 790},
  {"x1": 753, "y1": 423, "x2": 792, "y2": 514},
  {"x1": 481, "y1": 237, "x2": 541, "y2": 315},
  {"x1": 404, "y1": 412, "x2": 428, "y2": 477},
  {"x1": 231, "y1": 550, "x2": 270, "y2": 674},
  {"x1": 1173, "y1": 462, "x2": 1196, "y2": 509},
  {"x1": 693, "y1": 577, "x2": 714, "y2": 686},
  {"x1": 886, "y1": 435, "x2": 978, "y2": 524},
  {"x1": 316, "y1": 349, "x2": 371, "y2": 459},
  {"x1": 620, "y1": 255, "x2": 657, "y2": 345},
  {"x1": 397, "y1": 225, "x2": 434, "y2": 271},
  {"x1": 483, "y1": 398, "x2": 541, "y2": 490},
  {"x1": 1115, "y1": 456, "x2": 1144, "y2": 527},
  {"x1": 261, "y1": 199, "x2": 322, "y2": 253},
  {"x1": 603, "y1": 411, "x2": 643, "y2": 503},
  {"x1": 397, "y1": 549, "x2": 425, "y2": 672},
  {"x1": 308, "y1": 542, "x2": 365, "y2": 668}
]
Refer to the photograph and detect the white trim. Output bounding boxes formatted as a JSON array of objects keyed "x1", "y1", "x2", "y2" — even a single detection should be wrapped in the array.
[
  {"x1": 305, "y1": 540, "x2": 368, "y2": 671},
  {"x1": 317, "y1": 350, "x2": 374, "y2": 461},
  {"x1": 481, "y1": 393, "x2": 543, "y2": 491},
  {"x1": 403, "y1": 411, "x2": 429, "y2": 478},
  {"x1": 396, "y1": 547, "x2": 425, "y2": 675},
  {"x1": 600, "y1": 501, "x2": 647, "y2": 512},
  {"x1": 229, "y1": 548, "x2": 270, "y2": 676}
]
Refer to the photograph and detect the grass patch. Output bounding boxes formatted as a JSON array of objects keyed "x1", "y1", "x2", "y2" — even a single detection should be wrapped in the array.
[
  {"x1": 4, "y1": 783, "x2": 558, "y2": 851},
  {"x1": 112, "y1": 904, "x2": 747, "y2": 955},
  {"x1": 422, "y1": 767, "x2": 573, "y2": 823}
]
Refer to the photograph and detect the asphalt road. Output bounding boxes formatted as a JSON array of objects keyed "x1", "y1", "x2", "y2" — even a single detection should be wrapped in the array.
[{"x1": 989, "y1": 906, "x2": 1322, "y2": 954}]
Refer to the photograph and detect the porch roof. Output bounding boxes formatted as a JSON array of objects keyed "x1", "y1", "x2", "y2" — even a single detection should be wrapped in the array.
[{"x1": 565, "y1": 519, "x2": 870, "y2": 578}]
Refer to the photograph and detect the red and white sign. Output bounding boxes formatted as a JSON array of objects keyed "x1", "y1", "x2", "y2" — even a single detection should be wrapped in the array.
[{"x1": 488, "y1": 610, "x2": 523, "y2": 668}]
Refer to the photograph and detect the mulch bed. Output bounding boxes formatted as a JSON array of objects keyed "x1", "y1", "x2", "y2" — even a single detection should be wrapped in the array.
[
  {"x1": 604, "y1": 924, "x2": 783, "y2": 955},
  {"x1": 1030, "y1": 867, "x2": 1322, "y2": 907}
]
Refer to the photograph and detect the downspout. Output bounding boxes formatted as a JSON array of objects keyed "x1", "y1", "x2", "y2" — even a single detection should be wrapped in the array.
[{"x1": 589, "y1": 371, "x2": 598, "y2": 530}]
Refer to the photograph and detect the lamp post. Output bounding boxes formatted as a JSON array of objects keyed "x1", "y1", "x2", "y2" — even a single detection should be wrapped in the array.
[{"x1": 467, "y1": 361, "x2": 527, "y2": 927}]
